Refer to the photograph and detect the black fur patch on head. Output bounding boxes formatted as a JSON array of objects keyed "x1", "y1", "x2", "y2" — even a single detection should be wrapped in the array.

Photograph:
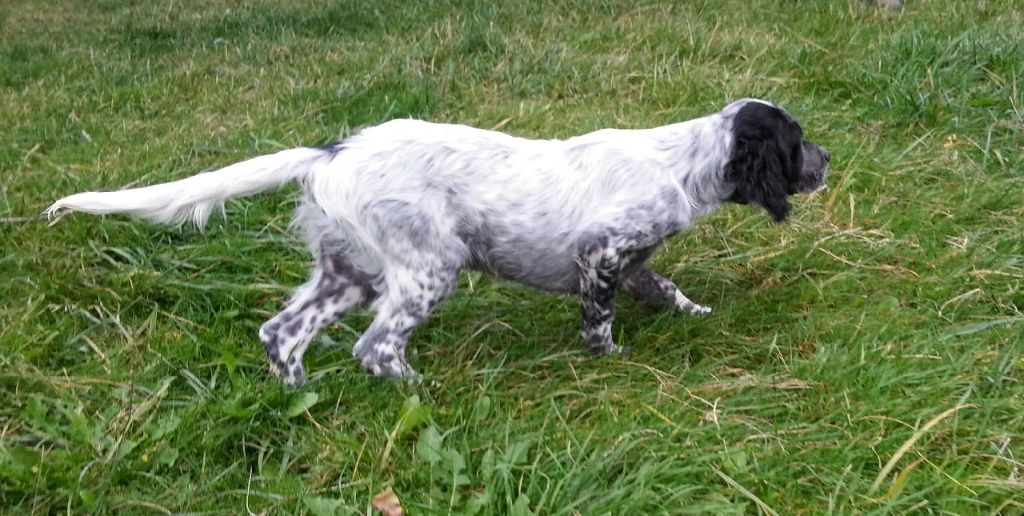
[{"x1": 725, "y1": 102, "x2": 805, "y2": 222}]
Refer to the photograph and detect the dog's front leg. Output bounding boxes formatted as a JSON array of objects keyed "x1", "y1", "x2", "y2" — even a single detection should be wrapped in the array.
[
  {"x1": 622, "y1": 268, "x2": 712, "y2": 315},
  {"x1": 575, "y1": 234, "x2": 628, "y2": 355}
]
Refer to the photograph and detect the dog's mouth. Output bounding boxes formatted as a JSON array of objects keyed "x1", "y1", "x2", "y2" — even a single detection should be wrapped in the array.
[
  {"x1": 798, "y1": 166, "x2": 828, "y2": 193},
  {"x1": 798, "y1": 142, "x2": 830, "y2": 194}
]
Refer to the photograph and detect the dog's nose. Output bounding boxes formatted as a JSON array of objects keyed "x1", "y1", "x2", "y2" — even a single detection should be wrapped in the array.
[{"x1": 823, "y1": 149, "x2": 831, "y2": 163}]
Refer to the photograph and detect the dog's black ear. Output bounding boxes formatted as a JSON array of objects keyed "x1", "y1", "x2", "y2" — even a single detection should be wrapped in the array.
[{"x1": 725, "y1": 103, "x2": 803, "y2": 222}]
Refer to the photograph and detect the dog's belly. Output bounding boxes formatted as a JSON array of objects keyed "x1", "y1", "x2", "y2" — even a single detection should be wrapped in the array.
[{"x1": 461, "y1": 230, "x2": 580, "y2": 293}]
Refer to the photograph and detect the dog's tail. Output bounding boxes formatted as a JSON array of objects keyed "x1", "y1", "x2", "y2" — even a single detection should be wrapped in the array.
[{"x1": 44, "y1": 146, "x2": 334, "y2": 228}]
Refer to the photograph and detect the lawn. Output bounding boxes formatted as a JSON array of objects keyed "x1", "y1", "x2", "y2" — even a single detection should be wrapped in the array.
[{"x1": 1, "y1": 0, "x2": 1022, "y2": 513}]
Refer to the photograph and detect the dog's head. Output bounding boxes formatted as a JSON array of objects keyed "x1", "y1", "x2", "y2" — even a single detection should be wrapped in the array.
[{"x1": 723, "y1": 100, "x2": 830, "y2": 222}]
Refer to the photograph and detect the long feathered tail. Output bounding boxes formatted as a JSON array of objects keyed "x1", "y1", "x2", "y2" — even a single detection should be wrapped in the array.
[{"x1": 44, "y1": 146, "x2": 333, "y2": 228}]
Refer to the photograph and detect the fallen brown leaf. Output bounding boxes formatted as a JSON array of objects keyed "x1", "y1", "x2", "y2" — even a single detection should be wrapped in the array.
[{"x1": 372, "y1": 489, "x2": 403, "y2": 516}]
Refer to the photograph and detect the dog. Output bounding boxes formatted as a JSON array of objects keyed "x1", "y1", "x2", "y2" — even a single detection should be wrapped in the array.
[{"x1": 46, "y1": 98, "x2": 830, "y2": 386}]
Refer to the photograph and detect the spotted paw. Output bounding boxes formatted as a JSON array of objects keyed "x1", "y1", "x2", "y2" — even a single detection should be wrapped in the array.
[
  {"x1": 588, "y1": 342, "x2": 629, "y2": 356},
  {"x1": 268, "y1": 360, "x2": 283, "y2": 378},
  {"x1": 282, "y1": 359, "x2": 306, "y2": 387},
  {"x1": 283, "y1": 370, "x2": 305, "y2": 387},
  {"x1": 362, "y1": 355, "x2": 419, "y2": 381}
]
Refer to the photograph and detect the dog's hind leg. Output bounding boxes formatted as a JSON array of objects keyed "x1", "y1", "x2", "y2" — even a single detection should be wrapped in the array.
[
  {"x1": 352, "y1": 259, "x2": 459, "y2": 379},
  {"x1": 259, "y1": 254, "x2": 376, "y2": 386},
  {"x1": 622, "y1": 268, "x2": 712, "y2": 315}
]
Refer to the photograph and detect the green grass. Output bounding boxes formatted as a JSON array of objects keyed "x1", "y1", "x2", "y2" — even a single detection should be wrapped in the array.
[{"x1": 2, "y1": 0, "x2": 1022, "y2": 513}]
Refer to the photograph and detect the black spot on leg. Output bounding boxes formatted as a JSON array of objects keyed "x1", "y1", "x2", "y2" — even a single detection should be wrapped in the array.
[
  {"x1": 260, "y1": 326, "x2": 281, "y2": 353},
  {"x1": 283, "y1": 319, "x2": 304, "y2": 338},
  {"x1": 262, "y1": 332, "x2": 286, "y2": 369},
  {"x1": 399, "y1": 326, "x2": 416, "y2": 338},
  {"x1": 269, "y1": 356, "x2": 286, "y2": 370},
  {"x1": 262, "y1": 335, "x2": 280, "y2": 356},
  {"x1": 319, "y1": 275, "x2": 338, "y2": 292},
  {"x1": 401, "y1": 298, "x2": 422, "y2": 317},
  {"x1": 353, "y1": 326, "x2": 387, "y2": 360},
  {"x1": 577, "y1": 232, "x2": 610, "y2": 258}
]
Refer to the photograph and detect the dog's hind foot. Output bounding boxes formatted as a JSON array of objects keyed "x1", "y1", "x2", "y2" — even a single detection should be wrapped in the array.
[
  {"x1": 281, "y1": 356, "x2": 306, "y2": 387},
  {"x1": 359, "y1": 351, "x2": 420, "y2": 381},
  {"x1": 264, "y1": 352, "x2": 306, "y2": 387}
]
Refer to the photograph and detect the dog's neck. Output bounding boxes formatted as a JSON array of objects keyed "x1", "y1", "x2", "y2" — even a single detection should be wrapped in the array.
[{"x1": 654, "y1": 115, "x2": 735, "y2": 217}]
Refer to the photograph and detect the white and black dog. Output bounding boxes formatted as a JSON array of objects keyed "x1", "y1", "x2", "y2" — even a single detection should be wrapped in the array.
[{"x1": 46, "y1": 98, "x2": 829, "y2": 386}]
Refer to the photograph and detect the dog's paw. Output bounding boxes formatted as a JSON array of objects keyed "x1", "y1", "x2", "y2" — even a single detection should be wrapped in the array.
[
  {"x1": 688, "y1": 304, "x2": 712, "y2": 316},
  {"x1": 266, "y1": 347, "x2": 306, "y2": 387},
  {"x1": 363, "y1": 356, "x2": 420, "y2": 382},
  {"x1": 282, "y1": 364, "x2": 306, "y2": 387},
  {"x1": 588, "y1": 342, "x2": 629, "y2": 356},
  {"x1": 268, "y1": 360, "x2": 282, "y2": 378},
  {"x1": 675, "y1": 299, "x2": 712, "y2": 316},
  {"x1": 673, "y1": 291, "x2": 712, "y2": 317},
  {"x1": 388, "y1": 361, "x2": 423, "y2": 384}
]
